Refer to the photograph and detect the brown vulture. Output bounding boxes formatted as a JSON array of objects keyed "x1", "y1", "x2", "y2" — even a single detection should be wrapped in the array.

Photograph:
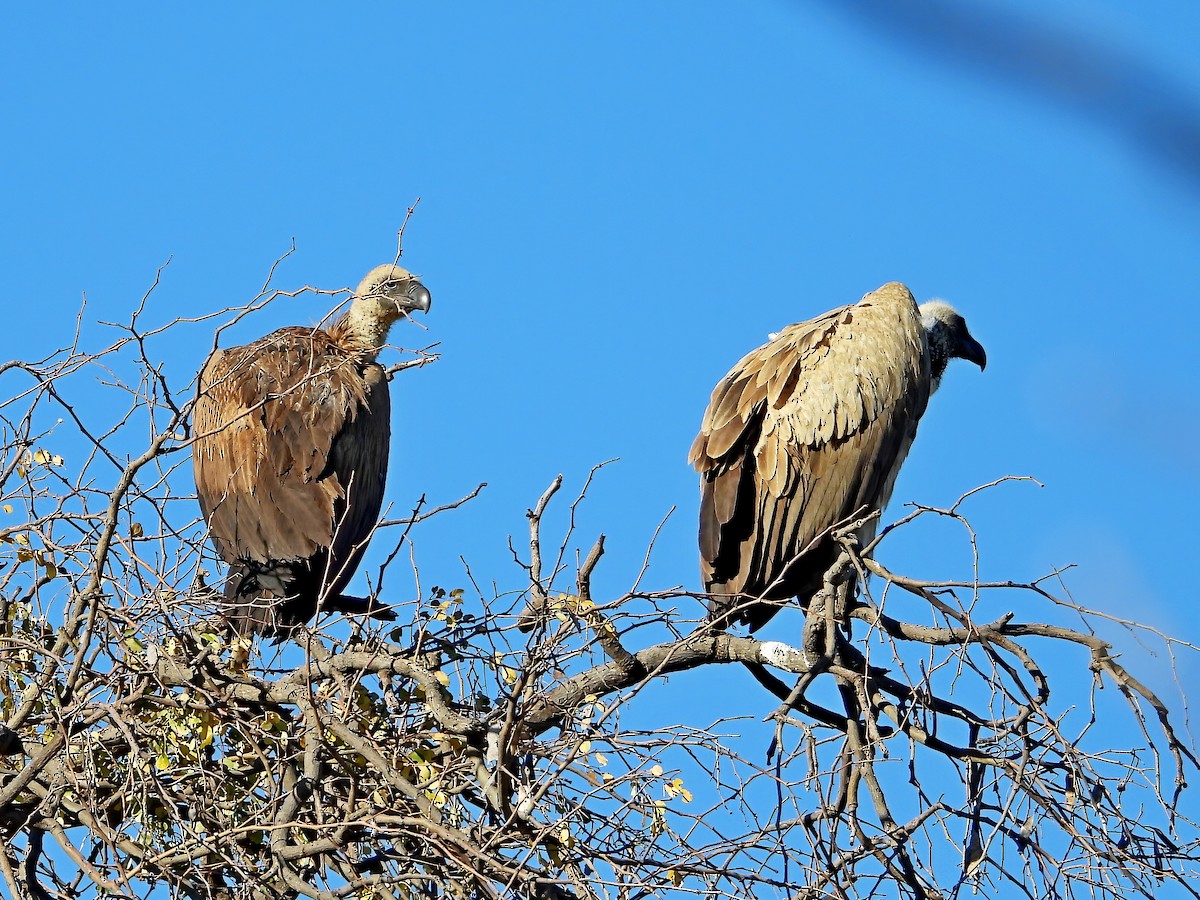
[
  {"x1": 192, "y1": 264, "x2": 431, "y2": 636},
  {"x1": 690, "y1": 282, "x2": 986, "y2": 631}
]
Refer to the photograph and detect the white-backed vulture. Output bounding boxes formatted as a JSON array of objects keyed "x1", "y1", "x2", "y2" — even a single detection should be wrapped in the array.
[
  {"x1": 689, "y1": 282, "x2": 986, "y2": 631},
  {"x1": 192, "y1": 264, "x2": 431, "y2": 636}
]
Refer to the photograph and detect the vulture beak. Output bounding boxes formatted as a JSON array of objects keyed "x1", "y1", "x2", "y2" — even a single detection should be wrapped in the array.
[
  {"x1": 400, "y1": 281, "x2": 432, "y2": 314},
  {"x1": 958, "y1": 331, "x2": 987, "y2": 371}
]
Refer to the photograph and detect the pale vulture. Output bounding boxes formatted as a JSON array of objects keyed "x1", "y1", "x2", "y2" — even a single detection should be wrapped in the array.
[
  {"x1": 192, "y1": 264, "x2": 431, "y2": 636},
  {"x1": 689, "y1": 282, "x2": 986, "y2": 631}
]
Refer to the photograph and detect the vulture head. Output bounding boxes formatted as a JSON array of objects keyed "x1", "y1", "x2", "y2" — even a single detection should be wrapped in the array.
[
  {"x1": 343, "y1": 264, "x2": 432, "y2": 358},
  {"x1": 919, "y1": 300, "x2": 987, "y2": 391}
]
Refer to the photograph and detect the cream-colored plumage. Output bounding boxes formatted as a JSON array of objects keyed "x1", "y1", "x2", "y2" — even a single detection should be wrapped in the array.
[{"x1": 691, "y1": 282, "x2": 984, "y2": 631}]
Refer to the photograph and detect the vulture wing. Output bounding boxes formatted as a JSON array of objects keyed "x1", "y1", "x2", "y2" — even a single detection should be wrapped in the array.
[
  {"x1": 193, "y1": 326, "x2": 390, "y2": 632},
  {"x1": 321, "y1": 363, "x2": 391, "y2": 597},
  {"x1": 689, "y1": 282, "x2": 931, "y2": 631}
]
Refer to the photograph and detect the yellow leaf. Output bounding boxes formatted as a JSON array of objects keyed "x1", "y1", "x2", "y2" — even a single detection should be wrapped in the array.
[
  {"x1": 31, "y1": 449, "x2": 63, "y2": 467},
  {"x1": 667, "y1": 869, "x2": 684, "y2": 887},
  {"x1": 594, "y1": 753, "x2": 608, "y2": 766},
  {"x1": 435, "y1": 670, "x2": 451, "y2": 687},
  {"x1": 579, "y1": 741, "x2": 591, "y2": 754},
  {"x1": 650, "y1": 764, "x2": 664, "y2": 776},
  {"x1": 665, "y1": 778, "x2": 692, "y2": 801},
  {"x1": 155, "y1": 754, "x2": 170, "y2": 771},
  {"x1": 2, "y1": 504, "x2": 11, "y2": 514}
]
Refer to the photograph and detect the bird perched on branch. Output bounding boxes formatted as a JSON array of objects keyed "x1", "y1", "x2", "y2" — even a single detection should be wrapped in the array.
[
  {"x1": 690, "y1": 282, "x2": 986, "y2": 632},
  {"x1": 192, "y1": 264, "x2": 431, "y2": 637}
]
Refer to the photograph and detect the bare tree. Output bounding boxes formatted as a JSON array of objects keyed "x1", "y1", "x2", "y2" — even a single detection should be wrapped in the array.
[{"x1": 0, "y1": 259, "x2": 1196, "y2": 899}]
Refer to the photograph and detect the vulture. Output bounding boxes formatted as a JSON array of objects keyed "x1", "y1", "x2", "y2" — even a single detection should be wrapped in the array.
[
  {"x1": 192, "y1": 264, "x2": 431, "y2": 636},
  {"x1": 690, "y1": 282, "x2": 986, "y2": 631}
]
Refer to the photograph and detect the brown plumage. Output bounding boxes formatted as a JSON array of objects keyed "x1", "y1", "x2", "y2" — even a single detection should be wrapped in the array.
[
  {"x1": 690, "y1": 282, "x2": 986, "y2": 632},
  {"x1": 192, "y1": 264, "x2": 431, "y2": 636}
]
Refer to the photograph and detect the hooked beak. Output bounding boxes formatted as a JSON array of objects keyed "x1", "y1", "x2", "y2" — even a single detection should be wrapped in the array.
[
  {"x1": 959, "y1": 332, "x2": 987, "y2": 371},
  {"x1": 401, "y1": 281, "x2": 431, "y2": 314}
]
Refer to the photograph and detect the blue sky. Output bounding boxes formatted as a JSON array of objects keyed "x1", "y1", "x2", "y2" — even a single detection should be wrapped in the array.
[{"x1": 3, "y1": 0, "x2": 1199, "y2": 888}]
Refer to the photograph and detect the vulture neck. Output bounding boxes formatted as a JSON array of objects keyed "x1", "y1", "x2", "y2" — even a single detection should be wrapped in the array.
[
  {"x1": 333, "y1": 300, "x2": 400, "y2": 361},
  {"x1": 926, "y1": 329, "x2": 952, "y2": 395}
]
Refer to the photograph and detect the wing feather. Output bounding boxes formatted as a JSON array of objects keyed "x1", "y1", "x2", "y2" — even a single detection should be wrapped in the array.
[{"x1": 320, "y1": 364, "x2": 391, "y2": 598}]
